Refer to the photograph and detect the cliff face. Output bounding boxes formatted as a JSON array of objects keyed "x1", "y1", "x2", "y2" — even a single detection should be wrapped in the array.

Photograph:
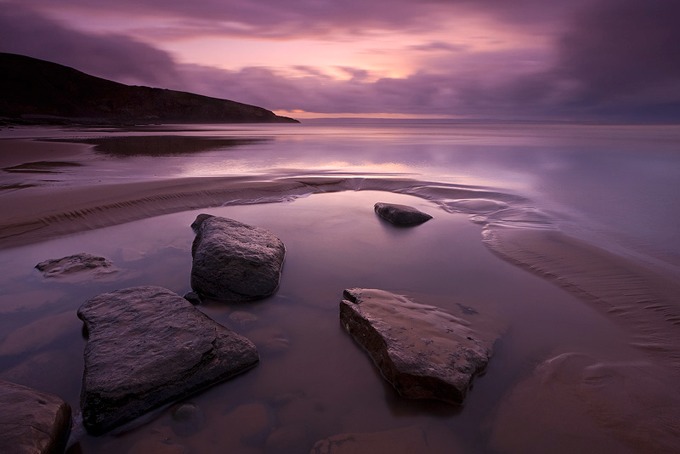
[{"x1": 0, "y1": 53, "x2": 298, "y2": 125}]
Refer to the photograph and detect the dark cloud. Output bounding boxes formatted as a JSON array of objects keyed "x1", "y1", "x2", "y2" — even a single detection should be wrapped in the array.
[
  {"x1": 464, "y1": 0, "x2": 680, "y2": 121},
  {"x1": 8, "y1": 0, "x2": 575, "y2": 38},
  {"x1": 0, "y1": 7, "x2": 180, "y2": 87},
  {"x1": 553, "y1": 0, "x2": 680, "y2": 117},
  {"x1": 410, "y1": 41, "x2": 468, "y2": 53}
]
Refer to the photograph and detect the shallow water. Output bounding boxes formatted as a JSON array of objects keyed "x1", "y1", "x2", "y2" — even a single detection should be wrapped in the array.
[
  {"x1": 3, "y1": 121, "x2": 679, "y2": 266},
  {"x1": 1, "y1": 122, "x2": 680, "y2": 452}
]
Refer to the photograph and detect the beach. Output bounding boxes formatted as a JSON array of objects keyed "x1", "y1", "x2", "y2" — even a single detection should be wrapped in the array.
[{"x1": 1, "y1": 122, "x2": 679, "y2": 453}]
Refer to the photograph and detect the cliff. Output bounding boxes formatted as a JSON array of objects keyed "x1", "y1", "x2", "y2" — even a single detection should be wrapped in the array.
[{"x1": 0, "y1": 53, "x2": 297, "y2": 125}]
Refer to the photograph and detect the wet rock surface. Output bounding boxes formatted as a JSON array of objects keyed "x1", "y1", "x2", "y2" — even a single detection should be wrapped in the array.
[
  {"x1": 340, "y1": 288, "x2": 497, "y2": 404},
  {"x1": 35, "y1": 253, "x2": 117, "y2": 280},
  {"x1": 374, "y1": 202, "x2": 432, "y2": 226},
  {"x1": 77, "y1": 286, "x2": 259, "y2": 435},
  {"x1": 190, "y1": 214, "x2": 286, "y2": 302},
  {"x1": 0, "y1": 380, "x2": 71, "y2": 454}
]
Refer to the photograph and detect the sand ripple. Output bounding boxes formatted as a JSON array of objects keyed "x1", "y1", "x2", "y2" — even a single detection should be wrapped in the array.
[{"x1": 483, "y1": 226, "x2": 680, "y2": 371}]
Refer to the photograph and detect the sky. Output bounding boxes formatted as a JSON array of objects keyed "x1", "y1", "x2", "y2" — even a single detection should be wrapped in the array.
[{"x1": 1, "y1": 0, "x2": 679, "y2": 121}]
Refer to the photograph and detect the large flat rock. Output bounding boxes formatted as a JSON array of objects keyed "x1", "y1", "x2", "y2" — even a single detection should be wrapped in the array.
[
  {"x1": 340, "y1": 288, "x2": 497, "y2": 404},
  {"x1": 78, "y1": 286, "x2": 259, "y2": 435},
  {"x1": 190, "y1": 214, "x2": 286, "y2": 302},
  {"x1": 0, "y1": 380, "x2": 71, "y2": 454}
]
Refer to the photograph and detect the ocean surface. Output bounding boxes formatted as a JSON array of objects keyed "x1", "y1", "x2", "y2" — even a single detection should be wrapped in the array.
[{"x1": 1, "y1": 120, "x2": 679, "y2": 452}]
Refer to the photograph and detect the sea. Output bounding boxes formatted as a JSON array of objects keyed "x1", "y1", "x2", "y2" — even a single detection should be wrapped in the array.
[{"x1": 1, "y1": 120, "x2": 679, "y2": 452}]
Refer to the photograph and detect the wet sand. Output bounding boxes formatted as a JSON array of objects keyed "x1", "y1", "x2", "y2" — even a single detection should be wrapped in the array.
[{"x1": 1, "y1": 134, "x2": 680, "y2": 452}]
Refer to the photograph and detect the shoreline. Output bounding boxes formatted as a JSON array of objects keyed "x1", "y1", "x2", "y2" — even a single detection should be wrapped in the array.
[{"x1": 0, "y1": 173, "x2": 510, "y2": 250}]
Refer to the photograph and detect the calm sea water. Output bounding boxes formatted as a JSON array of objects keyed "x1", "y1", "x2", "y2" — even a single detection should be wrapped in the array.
[
  {"x1": 1, "y1": 120, "x2": 679, "y2": 452},
  {"x1": 5, "y1": 120, "x2": 679, "y2": 267}
]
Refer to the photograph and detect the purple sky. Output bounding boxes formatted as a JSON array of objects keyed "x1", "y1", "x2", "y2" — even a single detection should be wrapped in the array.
[{"x1": 1, "y1": 0, "x2": 679, "y2": 121}]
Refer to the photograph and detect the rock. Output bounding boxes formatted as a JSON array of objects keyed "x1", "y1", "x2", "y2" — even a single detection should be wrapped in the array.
[
  {"x1": 374, "y1": 202, "x2": 432, "y2": 226},
  {"x1": 170, "y1": 402, "x2": 205, "y2": 437},
  {"x1": 35, "y1": 253, "x2": 117, "y2": 280},
  {"x1": 340, "y1": 288, "x2": 496, "y2": 404},
  {"x1": 266, "y1": 425, "x2": 308, "y2": 453},
  {"x1": 183, "y1": 291, "x2": 202, "y2": 305},
  {"x1": 248, "y1": 327, "x2": 291, "y2": 355},
  {"x1": 229, "y1": 311, "x2": 259, "y2": 327},
  {"x1": 190, "y1": 214, "x2": 286, "y2": 302},
  {"x1": 127, "y1": 427, "x2": 187, "y2": 454},
  {"x1": 219, "y1": 403, "x2": 270, "y2": 441},
  {"x1": 310, "y1": 426, "x2": 430, "y2": 454},
  {"x1": 78, "y1": 286, "x2": 259, "y2": 435},
  {"x1": 0, "y1": 380, "x2": 71, "y2": 454},
  {"x1": 491, "y1": 353, "x2": 680, "y2": 453}
]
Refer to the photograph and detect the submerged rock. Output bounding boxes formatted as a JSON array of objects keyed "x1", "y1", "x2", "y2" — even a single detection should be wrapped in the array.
[
  {"x1": 170, "y1": 402, "x2": 205, "y2": 437},
  {"x1": 311, "y1": 426, "x2": 438, "y2": 454},
  {"x1": 0, "y1": 380, "x2": 71, "y2": 454},
  {"x1": 77, "y1": 286, "x2": 259, "y2": 435},
  {"x1": 491, "y1": 352, "x2": 680, "y2": 453},
  {"x1": 35, "y1": 252, "x2": 116, "y2": 279},
  {"x1": 340, "y1": 288, "x2": 497, "y2": 404},
  {"x1": 190, "y1": 214, "x2": 286, "y2": 302},
  {"x1": 374, "y1": 202, "x2": 432, "y2": 226}
]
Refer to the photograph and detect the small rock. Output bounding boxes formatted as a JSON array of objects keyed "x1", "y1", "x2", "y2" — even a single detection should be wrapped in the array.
[
  {"x1": 190, "y1": 214, "x2": 286, "y2": 302},
  {"x1": 374, "y1": 202, "x2": 432, "y2": 226},
  {"x1": 266, "y1": 425, "x2": 307, "y2": 453},
  {"x1": 171, "y1": 402, "x2": 204, "y2": 437},
  {"x1": 183, "y1": 292, "x2": 201, "y2": 305},
  {"x1": 310, "y1": 426, "x2": 428, "y2": 454},
  {"x1": 340, "y1": 288, "x2": 498, "y2": 404},
  {"x1": 220, "y1": 403, "x2": 270, "y2": 441},
  {"x1": 0, "y1": 380, "x2": 71, "y2": 454},
  {"x1": 35, "y1": 253, "x2": 117, "y2": 280},
  {"x1": 128, "y1": 427, "x2": 187, "y2": 454},
  {"x1": 248, "y1": 327, "x2": 290, "y2": 355},
  {"x1": 229, "y1": 311, "x2": 259, "y2": 326},
  {"x1": 78, "y1": 286, "x2": 259, "y2": 435}
]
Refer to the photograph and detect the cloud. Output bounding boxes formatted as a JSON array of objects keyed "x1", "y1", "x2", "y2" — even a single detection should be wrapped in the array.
[
  {"x1": 553, "y1": 0, "x2": 680, "y2": 114},
  {"x1": 2, "y1": 0, "x2": 679, "y2": 121},
  {"x1": 464, "y1": 0, "x2": 680, "y2": 121},
  {"x1": 0, "y1": 7, "x2": 181, "y2": 87},
  {"x1": 9, "y1": 0, "x2": 573, "y2": 39},
  {"x1": 410, "y1": 41, "x2": 468, "y2": 53}
]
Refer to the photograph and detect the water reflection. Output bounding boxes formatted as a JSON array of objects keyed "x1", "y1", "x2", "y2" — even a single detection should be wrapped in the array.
[{"x1": 49, "y1": 136, "x2": 270, "y2": 157}]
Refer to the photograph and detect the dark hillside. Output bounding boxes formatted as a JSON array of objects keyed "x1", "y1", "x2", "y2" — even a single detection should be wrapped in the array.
[{"x1": 0, "y1": 53, "x2": 297, "y2": 125}]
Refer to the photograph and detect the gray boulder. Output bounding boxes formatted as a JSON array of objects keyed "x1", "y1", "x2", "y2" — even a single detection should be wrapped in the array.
[
  {"x1": 0, "y1": 380, "x2": 71, "y2": 454},
  {"x1": 78, "y1": 286, "x2": 259, "y2": 435},
  {"x1": 191, "y1": 214, "x2": 285, "y2": 302},
  {"x1": 374, "y1": 202, "x2": 432, "y2": 226},
  {"x1": 340, "y1": 288, "x2": 496, "y2": 404}
]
